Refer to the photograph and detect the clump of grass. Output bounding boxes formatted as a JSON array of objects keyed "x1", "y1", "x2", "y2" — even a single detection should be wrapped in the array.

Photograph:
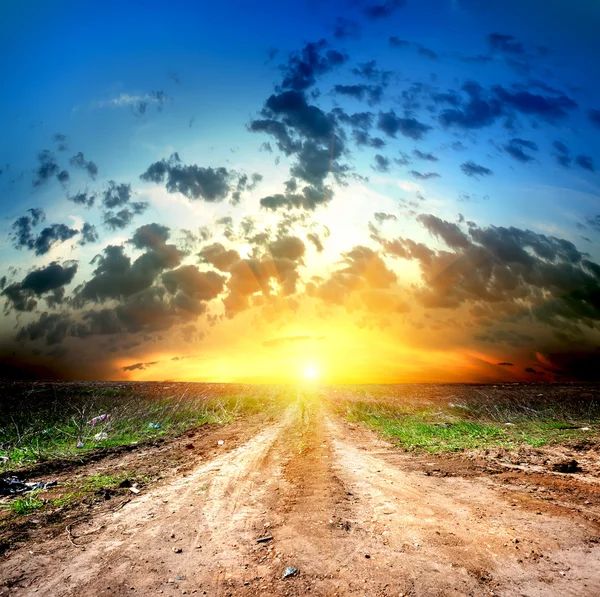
[
  {"x1": 7, "y1": 492, "x2": 44, "y2": 516},
  {"x1": 362, "y1": 414, "x2": 506, "y2": 452}
]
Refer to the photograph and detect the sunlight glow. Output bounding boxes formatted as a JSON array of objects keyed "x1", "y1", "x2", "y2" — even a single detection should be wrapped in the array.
[{"x1": 303, "y1": 365, "x2": 319, "y2": 381}]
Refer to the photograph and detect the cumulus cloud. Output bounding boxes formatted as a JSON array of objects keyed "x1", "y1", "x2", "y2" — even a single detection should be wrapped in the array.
[
  {"x1": 364, "y1": 1, "x2": 406, "y2": 20},
  {"x1": 68, "y1": 190, "x2": 97, "y2": 207},
  {"x1": 504, "y1": 138, "x2": 538, "y2": 162},
  {"x1": 410, "y1": 170, "x2": 440, "y2": 180},
  {"x1": 33, "y1": 150, "x2": 60, "y2": 186},
  {"x1": 69, "y1": 152, "x2": 98, "y2": 178},
  {"x1": 575, "y1": 154, "x2": 595, "y2": 173},
  {"x1": 10, "y1": 209, "x2": 78, "y2": 255},
  {"x1": 373, "y1": 213, "x2": 600, "y2": 330},
  {"x1": 140, "y1": 153, "x2": 233, "y2": 202},
  {"x1": 486, "y1": 33, "x2": 525, "y2": 55},
  {"x1": 122, "y1": 361, "x2": 159, "y2": 371},
  {"x1": 377, "y1": 110, "x2": 432, "y2": 140},
  {"x1": 279, "y1": 39, "x2": 346, "y2": 91},
  {"x1": 460, "y1": 161, "x2": 493, "y2": 178},
  {"x1": 2, "y1": 262, "x2": 78, "y2": 313}
]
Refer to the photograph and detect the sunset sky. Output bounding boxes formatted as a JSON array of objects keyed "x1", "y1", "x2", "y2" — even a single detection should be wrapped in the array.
[{"x1": 1, "y1": 0, "x2": 599, "y2": 383}]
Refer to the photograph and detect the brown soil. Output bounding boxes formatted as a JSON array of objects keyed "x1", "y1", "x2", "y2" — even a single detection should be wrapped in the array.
[{"x1": 1, "y1": 403, "x2": 600, "y2": 596}]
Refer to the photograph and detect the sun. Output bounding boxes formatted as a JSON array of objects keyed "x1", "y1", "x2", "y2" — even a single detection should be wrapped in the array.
[{"x1": 303, "y1": 365, "x2": 319, "y2": 381}]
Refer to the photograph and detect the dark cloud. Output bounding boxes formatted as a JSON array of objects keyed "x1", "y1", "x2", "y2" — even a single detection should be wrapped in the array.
[
  {"x1": 79, "y1": 223, "x2": 99, "y2": 246},
  {"x1": 388, "y1": 38, "x2": 438, "y2": 60},
  {"x1": 333, "y1": 84, "x2": 384, "y2": 105},
  {"x1": 377, "y1": 110, "x2": 432, "y2": 140},
  {"x1": 364, "y1": 0, "x2": 406, "y2": 20},
  {"x1": 249, "y1": 119, "x2": 300, "y2": 155},
  {"x1": 311, "y1": 245, "x2": 398, "y2": 307},
  {"x1": 395, "y1": 151, "x2": 411, "y2": 166},
  {"x1": 261, "y1": 91, "x2": 335, "y2": 143},
  {"x1": 306, "y1": 232, "x2": 324, "y2": 252},
  {"x1": 374, "y1": 214, "x2": 600, "y2": 327},
  {"x1": 33, "y1": 150, "x2": 60, "y2": 186},
  {"x1": 492, "y1": 85, "x2": 577, "y2": 122},
  {"x1": 588, "y1": 109, "x2": 600, "y2": 128},
  {"x1": 16, "y1": 313, "x2": 71, "y2": 345},
  {"x1": 68, "y1": 190, "x2": 96, "y2": 207},
  {"x1": 410, "y1": 170, "x2": 440, "y2": 180},
  {"x1": 552, "y1": 140, "x2": 572, "y2": 167},
  {"x1": 122, "y1": 361, "x2": 159, "y2": 371},
  {"x1": 140, "y1": 153, "x2": 233, "y2": 202},
  {"x1": 586, "y1": 215, "x2": 600, "y2": 233},
  {"x1": 232, "y1": 172, "x2": 263, "y2": 203},
  {"x1": 11, "y1": 209, "x2": 78, "y2": 255},
  {"x1": 497, "y1": 362, "x2": 514, "y2": 366},
  {"x1": 504, "y1": 138, "x2": 538, "y2": 163},
  {"x1": 487, "y1": 33, "x2": 525, "y2": 55},
  {"x1": 333, "y1": 17, "x2": 360, "y2": 40},
  {"x1": 57, "y1": 170, "x2": 70, "y2": 185},
  {"x1": 417, "y1": 214, "x2": 471, "y2": 250},
  {"x1": 475, "y1": 330, "x2": 535, "y2": 347},
  {"x1": 352, "y1": 130, "x2": 385, "y2": 148},
  {"x1": 103, "y1": 203, "x2": 149, "y2": 231},
  {"x1": 460, "y1": 161, "x2": 493, "y2": 178},
  {"x1": 259, "y1": 184, "x2": 332, "y2": 211},
  {"x1": 280, "y1": 39, "x2": 347, "y2": 92},
  {"x1": 575, "y1": 154, "x2": 595, "y2": 173},
  {"x1": 351, "y1": 60, "x2": 391, "y2": 85},
  {"x1": 2, "y1": 262, "x2": 78, "y2": 312},
  {"x1": 374, "y1": 213, "x2": 397, "y2": 225},
  {"x1": 69, "y1": 152, "x2": 98, "y2": 179},
  {"x1": 290, "y1": 140, "x2": 346, "y2": 186},
  {"x1": 416, "y1": 44, "x2": 438, "y2": 60},
  {"x1": 199, "y1": 243, "x2": 241, "y2": 272},
  {"x1": 373, "y1": 154, "x2": 391, "y2": 172},
  {"x1": 389, "y1": 37, "x2": 411, "y2": 48},
  {"x1": 438, "y1": 81, "x2": 502, "y2": 130},
  {"x1": 77, "y1": 224, "x2": 184, "y2": 304},
  {"x1": 10, "y1": 208, "x2": 45, "y2": 249},
  {"x1": 103, "y1": 181, "x2": 133, "y2": 208},
  {"x1": 268, "y1": 236, "x2": 306, "y2": 262},
  {"x1": 163, "y1": 266, "x2": 225, "y2": 304},
  {"x1": 413, "y1": 149, "x2": 438, "y2": 162}
]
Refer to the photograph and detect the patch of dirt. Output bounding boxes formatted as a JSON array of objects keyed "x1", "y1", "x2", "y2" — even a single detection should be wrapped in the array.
[
  {"x1": 0, "y1": 412, "x2": 270, "y2": 555},
  {"x1": 1, "y1": 404, "x2": 600, "y2": 596}
]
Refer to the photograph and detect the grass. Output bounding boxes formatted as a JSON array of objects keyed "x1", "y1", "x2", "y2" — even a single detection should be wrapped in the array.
[
  {"x1": 0, "y1": 381, "x2": 287, "y2": 473},
  {"x1": 334, "y1": 384, "x2": 600, "y2": 453},
  {"x1": 6, "y1": 493, "x2": 45, "y2": 516}
]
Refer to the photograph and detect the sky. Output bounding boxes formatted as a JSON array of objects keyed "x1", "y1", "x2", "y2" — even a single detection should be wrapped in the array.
[{"x1": 1, "y1": 0, "x2": 599, "y2": 383}]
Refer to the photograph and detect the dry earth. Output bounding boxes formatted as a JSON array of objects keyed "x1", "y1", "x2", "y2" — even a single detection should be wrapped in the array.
[{"x1": 1, "y1": 401, "x2": 600, "y2": 596}]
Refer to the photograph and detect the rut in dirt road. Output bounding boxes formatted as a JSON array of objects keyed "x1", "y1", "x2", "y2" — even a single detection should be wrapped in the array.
[{"x1": 1, "y1": 401, "x2": 600, "y2": 597}]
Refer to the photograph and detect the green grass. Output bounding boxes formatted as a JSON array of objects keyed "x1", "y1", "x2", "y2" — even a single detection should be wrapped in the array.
[
  {"x1": 343, "y1": 396, "x2": 599, "y2": 453},
  {"x1": 6, "y1": 493, "x2": 44, "y2": 516},
  {"x1": 0, "y1": 382, "x2": 288, "y2": 473}
]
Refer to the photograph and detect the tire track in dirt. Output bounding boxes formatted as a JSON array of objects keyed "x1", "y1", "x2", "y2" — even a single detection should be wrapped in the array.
[
  {"x1": 2, "y1": 402, "x2": 600, "y2": 597},
  {"x1": 327, "y1": 414, "x2": 600, "y2": 597},
  {"x1": 0, "y1": 409, "x2": 295, "y2": 597}
]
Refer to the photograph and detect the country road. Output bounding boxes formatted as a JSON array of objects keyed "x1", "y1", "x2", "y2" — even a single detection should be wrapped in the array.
[{"x1": 1, "y1": 403, "x2": 600, "y2": 596}]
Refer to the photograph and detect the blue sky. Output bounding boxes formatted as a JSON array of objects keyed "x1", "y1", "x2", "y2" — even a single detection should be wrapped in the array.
[{"x1": 1, "y1": 0, "x2": 599, "y2": 382}]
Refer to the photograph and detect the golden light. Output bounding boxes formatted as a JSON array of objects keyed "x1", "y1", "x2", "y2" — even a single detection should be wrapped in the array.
[{"x1": 303, "y1": 365, "x2": 319, "y2": 381}]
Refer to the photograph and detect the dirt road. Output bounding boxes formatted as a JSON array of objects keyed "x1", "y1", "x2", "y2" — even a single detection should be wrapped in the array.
[{"x1": 2, "y1": 402, "x2": 600, "y2": 596}]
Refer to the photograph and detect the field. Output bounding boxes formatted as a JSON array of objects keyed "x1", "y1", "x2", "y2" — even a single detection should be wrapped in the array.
[{"x1": 1, "y1": 381, "x2": 599, "y2": 596}]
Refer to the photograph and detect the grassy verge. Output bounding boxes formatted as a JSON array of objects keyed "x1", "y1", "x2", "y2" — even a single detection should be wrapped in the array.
[
  {"x1": 0, "y1": 381, "x2": 286, "y2": 473},
  {"x1": 336, "y1": 386, "x2": 600, "y2": 453}
]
